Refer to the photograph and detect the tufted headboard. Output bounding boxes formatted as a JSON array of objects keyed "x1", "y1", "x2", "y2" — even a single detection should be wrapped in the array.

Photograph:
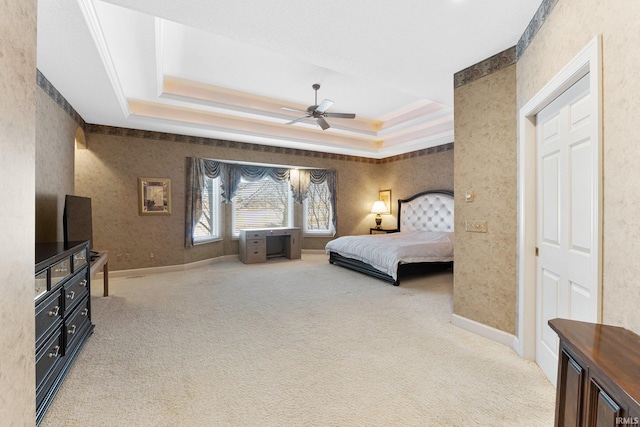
[{"x1": 397, "y1": 190, "x2": 454, "y2": 232}]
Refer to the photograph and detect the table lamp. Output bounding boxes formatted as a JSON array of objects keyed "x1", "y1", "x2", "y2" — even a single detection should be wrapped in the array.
[{"x1": 371, "y1": 200, "x2": 387, "y2": 229}]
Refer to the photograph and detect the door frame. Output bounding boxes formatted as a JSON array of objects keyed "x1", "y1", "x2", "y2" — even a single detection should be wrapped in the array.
[{"x1": 515, "y1": 35, "x2": 603, "y2": 360}]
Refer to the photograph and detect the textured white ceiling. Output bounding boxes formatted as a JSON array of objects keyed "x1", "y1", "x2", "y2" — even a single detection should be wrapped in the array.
[{"x1": 37, "y1": 0, "x2": 542, "y2": 158}]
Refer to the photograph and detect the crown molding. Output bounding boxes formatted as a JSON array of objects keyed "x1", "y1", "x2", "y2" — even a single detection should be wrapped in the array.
[
  {"x1": 78, "y1": 0, "x2": 131, "y2": 118},
  {"x1": 154, "y1": 17, "x2": 165, "y2": 97},
  {"x1": 86, "y1": 123, "x2": 453, "y2": 163},
  {"x1": 377, "y1": 107, "x2": 453, "y2": 138}
]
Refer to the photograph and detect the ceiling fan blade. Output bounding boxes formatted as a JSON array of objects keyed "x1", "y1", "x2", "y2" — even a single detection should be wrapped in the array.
[
  {"x1": 281, "y1": 107, "x2": 309, "y2": 114},
  {"x1": 324, "y1": 112, "x2": 356, "y2": 119},
  {"x1": 285, "y1": 116, "x2": 312, "y2": 125},
  {"x1": 317, "y1": 117, "x2": 330, "y2": 130},
  {"x1": 315, "y1": 99, "x2": 334, "y2": 114}
]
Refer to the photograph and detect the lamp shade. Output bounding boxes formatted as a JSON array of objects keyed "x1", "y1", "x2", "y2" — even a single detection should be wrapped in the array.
[{"x1": 371, "y1": 200, "x2": 388, "y2": 214}]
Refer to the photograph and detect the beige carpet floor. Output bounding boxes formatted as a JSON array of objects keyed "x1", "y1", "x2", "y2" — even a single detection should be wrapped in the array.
[{"x1": 40, "y1": 253, "x2": 555, "y2": 426}]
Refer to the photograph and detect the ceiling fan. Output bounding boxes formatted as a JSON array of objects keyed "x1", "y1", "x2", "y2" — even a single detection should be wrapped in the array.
[{"x1": 282, "y1": 83, "x2": 356, "y2": 130}]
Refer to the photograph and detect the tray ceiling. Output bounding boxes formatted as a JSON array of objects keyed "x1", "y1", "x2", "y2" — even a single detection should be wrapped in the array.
[{"x1": 37, "y1": 0, "x2": 542, "y2": 158}]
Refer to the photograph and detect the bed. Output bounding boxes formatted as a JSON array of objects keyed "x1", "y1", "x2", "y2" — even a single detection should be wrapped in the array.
[{"x1": 326, "y1": 190, "x2": 454, "y2": 286}]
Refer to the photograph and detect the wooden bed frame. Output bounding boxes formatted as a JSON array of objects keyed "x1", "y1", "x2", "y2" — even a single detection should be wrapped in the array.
[{"x1": 328, "y1": 190, "x2": 454, "y2": 286}]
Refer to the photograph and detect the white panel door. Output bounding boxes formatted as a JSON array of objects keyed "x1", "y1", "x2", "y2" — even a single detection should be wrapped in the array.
[{"x1": 535, "y1": 74, "x2": 600, "y2": 385}]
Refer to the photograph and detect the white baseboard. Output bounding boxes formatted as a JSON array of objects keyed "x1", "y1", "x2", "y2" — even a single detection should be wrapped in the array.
[
  {"x1": 101, "y1": 254, "x2": 240, "y2": 279},
  {"x1": 451, "y1": 313, "x2": 516, "y2": 349},
  {"x1": 100, "y1": 251, "x2": 327, "y2": 280}
]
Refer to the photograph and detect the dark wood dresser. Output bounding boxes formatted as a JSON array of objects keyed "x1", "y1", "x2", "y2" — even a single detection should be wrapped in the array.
[
  {"x1": 35, "y1": 241, "x2": 95, "y2": 425},
  {"x1": 549, "y1": 318, "x2": 640, "y2": 427}
]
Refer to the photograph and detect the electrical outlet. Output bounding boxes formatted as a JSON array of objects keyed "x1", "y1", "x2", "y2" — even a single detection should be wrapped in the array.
[
  {"x1": 150, "y1": 252, "x2": 154, "y2": 259},
  {"x1": 465, "y1": 220, "x2": 488, "y2": 233}
]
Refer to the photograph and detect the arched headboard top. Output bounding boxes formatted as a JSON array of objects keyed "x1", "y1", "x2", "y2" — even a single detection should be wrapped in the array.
[{"x1": 397, "y1": 190, "x2": 454, "y2": 232}]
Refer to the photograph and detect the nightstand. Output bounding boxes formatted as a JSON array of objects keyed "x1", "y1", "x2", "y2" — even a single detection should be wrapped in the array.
[{"x1": 370, "y1": 228, "x2": 399, "y2": 234}]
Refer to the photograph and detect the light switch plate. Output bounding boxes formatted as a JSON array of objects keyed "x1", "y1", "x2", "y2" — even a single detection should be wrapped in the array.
[{"x1": 465, "y1": 220, "x2": 488, "y2": 233}]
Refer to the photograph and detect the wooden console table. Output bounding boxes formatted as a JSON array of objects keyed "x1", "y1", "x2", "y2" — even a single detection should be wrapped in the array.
[
  {"x1": 90, "y1": 251, "x2": 109, "y2": 296},
  {"x1": 549, "y1": 318, "x2": 640, "y2": 426}
]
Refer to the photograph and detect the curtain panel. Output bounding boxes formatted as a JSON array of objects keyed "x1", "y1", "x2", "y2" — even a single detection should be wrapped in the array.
[{"x1": 185, "y1": 157, "x2": 337, "y2": 247}]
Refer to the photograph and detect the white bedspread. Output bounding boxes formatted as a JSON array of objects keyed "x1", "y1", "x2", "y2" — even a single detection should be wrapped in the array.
[{"x1": 325, "y1": 231, "x2": 454, "y2": 280}]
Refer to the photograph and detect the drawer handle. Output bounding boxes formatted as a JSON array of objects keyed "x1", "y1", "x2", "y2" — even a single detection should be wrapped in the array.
[
  {"x1": 48, "y1": 306, "x2": 60, "y2": 317},
  {"x1": 48, "y1": 345, "x2": 60, "y2": 359},
  {"x1": 80, "y1": 279, "x2": 87, "y2": 287},
  {"x1": 66, "y1": 291, "x2": 75, "y2": 300},
  {"x1": 68, "y1": 325, "x2": 76, "y2": 335},
  {"x1": 253, "y1": 251, "x2": 259, "y2": 254},
  {"x1": 81, "y1": 308, "x2": 89, "y2": 317}
]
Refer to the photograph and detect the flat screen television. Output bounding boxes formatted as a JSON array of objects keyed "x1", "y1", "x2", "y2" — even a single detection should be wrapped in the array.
[{"x1": 63, "y1": 195, "x2": 93, "y2": 251}]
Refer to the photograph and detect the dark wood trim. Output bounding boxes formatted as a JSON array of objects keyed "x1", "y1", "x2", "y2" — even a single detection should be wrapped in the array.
[{"x1": 549, "y1": 319, "x2": 640, "y2": 426}]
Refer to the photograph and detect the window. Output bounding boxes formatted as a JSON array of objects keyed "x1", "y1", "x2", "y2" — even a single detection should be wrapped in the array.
[
  {"x1": 232, "y1": 177, "x2": 293, "y2": 236},
  {"x1": 194, "y1": 175, "x2": 221, "y2": 242},
  {"x1": 303, "y1": 180, "x2": 333, "y2": 235},
  {"x1": 187, "y1": 158, "x2": 337, "y2": 245}
]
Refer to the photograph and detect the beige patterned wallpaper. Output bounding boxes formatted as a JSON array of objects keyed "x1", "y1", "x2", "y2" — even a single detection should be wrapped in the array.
[
  {"x1": 0, "y1": 0, "x2": 37, "y2": 424},
  {"x1": 454, "y1": 64, "x2": 517, "y2": 334},
  {"x1": 517, "y1": 0, "x2": 640, "y2": 334}
]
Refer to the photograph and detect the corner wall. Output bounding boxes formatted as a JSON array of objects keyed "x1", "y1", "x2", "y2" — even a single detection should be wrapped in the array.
[
  {"x1": 35, "y1": 77, "x2": 79, "y2": 243},
  {"x1": 0, "y1": 0, "x2": 37, "y2": 423},
  {"x1": 453, "y1": 52, "x2": 517, "y2": 334}
]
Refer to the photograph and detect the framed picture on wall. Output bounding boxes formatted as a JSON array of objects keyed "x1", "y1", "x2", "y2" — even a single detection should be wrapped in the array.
[
  {"x1": 379, "y1": 189, "x2": 391, "y2": 215},
  {"x1": 138, "y1": 178, "x2": 172, "y2": 215}
]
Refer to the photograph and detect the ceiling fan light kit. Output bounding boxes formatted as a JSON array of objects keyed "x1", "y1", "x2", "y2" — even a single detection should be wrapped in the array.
[{"x1": 282, "y1": 84, "x2": 356, "y2": 130}]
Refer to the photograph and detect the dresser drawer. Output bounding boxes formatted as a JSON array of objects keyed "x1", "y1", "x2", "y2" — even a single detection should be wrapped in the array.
[
  {"x1": 35, "y1": 326, "x2": 64, "y2": 392},
  {"x1": 36, "y1": 352, "x2": 64, "y2": 411},
  {"x1": 63, "y1": 268, "x2": 89, "y2": 313},
  {"x1": 65, "y1": 297, "x2": 90, "y2": 352},
  {"x1": 35, "y1": 290, "x2": 63, "y2": 349},
  {"x1": 246, "y1": 237, "x2": 265, "y2": 248},
  {"x1": 72, "y1": 248, "x2": 88, "y2": 271},
  {"x1": 50, "y1": 257, "x2": 71, "y2": 289},
  {"x1": 244, "y1": 246, "x2": 266, "y2": 263},
  {"x1": 244, "y1": 230, "x2": 266, "y2": 239},
  {"x1": 35, "y1": 269, "x2": 48, "y2": 301}
]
